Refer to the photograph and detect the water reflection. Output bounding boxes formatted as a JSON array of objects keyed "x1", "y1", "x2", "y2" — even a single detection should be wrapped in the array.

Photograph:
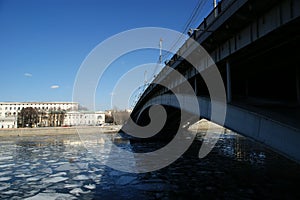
[
  {"x1": 215, "y1": 131, "x2": 267, "y2": 165},
  {"x1": 0, "y1": 128, "x2": 299, "y2": 199}
]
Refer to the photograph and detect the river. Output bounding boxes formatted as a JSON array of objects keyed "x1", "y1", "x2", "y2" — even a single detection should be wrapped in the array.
[{"x1": 0, "y1": 128, "x2": 299, "y2": 199}]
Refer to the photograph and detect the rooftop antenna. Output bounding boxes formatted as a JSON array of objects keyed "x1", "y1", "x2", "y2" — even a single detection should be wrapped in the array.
[
  {"x1": 144, "y1": 70, "x2": 148, "y2": 86},
  {"x1": 214, "y1": 0, "x2": 218, "y2": 17},
  {"x1": 159, "y1": 38, "x2": 163, "y2": 64},
  {"x1": 213, "y1": 0, "x2": 217, "y2": 8}
]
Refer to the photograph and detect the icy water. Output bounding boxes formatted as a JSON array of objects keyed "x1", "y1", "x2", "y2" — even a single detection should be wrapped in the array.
[{"x1": 0, "y1": 130, "x2": 299, "y2": 199}]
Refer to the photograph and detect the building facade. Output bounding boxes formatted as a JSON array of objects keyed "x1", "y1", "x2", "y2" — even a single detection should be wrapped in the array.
[
  {"x1": 0, "y1": 102, "x2": 78, "y2": 128},
  {"x1": 64, "y1": 111, "x2": 105, "y2": 126}
]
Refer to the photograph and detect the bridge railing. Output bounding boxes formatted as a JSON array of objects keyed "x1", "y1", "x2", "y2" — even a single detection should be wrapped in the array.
[
  {"x1": 134, "y1": 0, "x2": 236, "y2": 108},
  {"x1": 195, "y1": 0, "x2": 235, "y2": 39}
]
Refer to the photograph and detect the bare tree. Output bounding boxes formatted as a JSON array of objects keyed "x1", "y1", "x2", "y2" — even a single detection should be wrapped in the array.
[
  {"x1": 111, "y1": 110, "x2": 131, "y2": 125},
  {"x1": 18, "y1": 107, "x2": 38, "y2": 128}
]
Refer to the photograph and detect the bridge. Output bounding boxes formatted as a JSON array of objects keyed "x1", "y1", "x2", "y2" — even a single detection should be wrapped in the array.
[{"x1": 125, "y1": 0, "x2": 300, "y2": 162}]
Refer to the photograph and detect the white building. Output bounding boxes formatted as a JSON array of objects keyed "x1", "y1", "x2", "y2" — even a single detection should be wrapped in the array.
[
  {"x1": 0, "y1": 102, "x2": 78, "y2": 128},
  {"x1": 64, "y1": 111, "x2": 105, "y2": 126},
  {"x1": 0, "y1": 117, "x2": 16, "y2": 129}
]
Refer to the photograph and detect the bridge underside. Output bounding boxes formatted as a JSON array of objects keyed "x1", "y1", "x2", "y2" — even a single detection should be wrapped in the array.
[
  {"x1": 126, "y1": 95, "x2": 300, "y2": 162},
  {"x1": 128, "y1": 0, "x2": 300, "y2": 162},
  {"x1": 122, "y1": 104, "x2": 200, "y2": 143}
]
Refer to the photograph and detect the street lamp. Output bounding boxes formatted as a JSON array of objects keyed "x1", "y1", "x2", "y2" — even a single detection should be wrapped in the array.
[{"x1": 188, "y1": 28, "x2": 213, "y2": 36}]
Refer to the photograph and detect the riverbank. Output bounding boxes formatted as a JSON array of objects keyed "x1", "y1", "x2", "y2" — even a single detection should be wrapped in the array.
[
  {"x1": 0, "y1": 125, "x2": 122, "y2": 137},
  {"x1": 0, "y1": 120, "x2": 228, "y2": 137}
]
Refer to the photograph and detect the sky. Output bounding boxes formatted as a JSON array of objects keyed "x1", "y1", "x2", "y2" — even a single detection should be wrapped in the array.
[{"x1": 0, "y1": 0, "x2": 214, "y2": 111}]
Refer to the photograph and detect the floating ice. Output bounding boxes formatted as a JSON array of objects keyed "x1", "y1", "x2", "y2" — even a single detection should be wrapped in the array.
[
  {"x1": 15, "y1": 174, "x2": 33, "y2": 178},
  {"x1": 53, "y1": 162, "x2": 68, "y2": 166},
  {"x1": 0, "y1": 176, "x2": 12, "y2": 181},
  {"x1": 25, "y1": 189, "x2": 40, "y2": 197},
  {"x1": 39, "y1": 168, "x2": 53, "y2": 174},
  {"x1": 73, "y1": 174, "x2": 89, "y2": 181},
  {"x1": 2, "y1": 190, "x2": 18, "y2": 194},
  {"x1": 26, "y1": 176, "x2": 42, "y2": 182},
  {"x1": 22, "y1": 162, "x2": 31, "y2": 165},
  {"x1": 42, "y1": 176, "x2": 68, "y2": 183},
  {"x1": 0, "y1": 170, "x2": 12, "y2": 176},
  {"x1": 0, "y1": 183, "x2": 10, "y2": 191},
  {"x1": 64, "y1": 183, "x2": 82, "y2": 188},
  {"x1": 45, "y1": 160, "x2": 57, "y2": 163},
  {"x1": 0, "y1": 156, "x2": 13, "y2": 161},
  {"x1": 49, "y1": 172, "x2": 67, "y2": 177},
  {"x1": 55, "y1": 163, "x2": 78, "y2": 171},
  {"x1": 24, "y1": 192, "x2": 76, "y2": 200},
  {"x1": 84, "y1": 184, "x2": 96, "y2": 190},
  {"x1": 76, "y1": 162, "x2": 89, "y2": 169},
  {"x1": 0, "y1": 163, "x2": 15, "y2": 168},
  {"x1": 69, "y1": 188, "x2": 90, "y2": 196},
  {"x1": 42, "y1": 189, "x2": 56, "y2": 193}
]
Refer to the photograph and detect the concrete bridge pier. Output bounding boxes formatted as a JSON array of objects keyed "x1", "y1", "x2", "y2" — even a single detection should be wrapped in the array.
[{"x1": 122, "y1": 104, "x2": 200, "y2": 144}]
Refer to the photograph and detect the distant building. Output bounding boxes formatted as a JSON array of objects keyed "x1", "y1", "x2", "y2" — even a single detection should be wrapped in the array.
[
  {"x1": 0, "y1": 102, "x2": 78, "y2": 128},
  {"x1": 0, "y1": 102, "x2": 105, "y2": 128},
  {"x1": 64, "y1": 111, "x2": 105, "y2": 126}
]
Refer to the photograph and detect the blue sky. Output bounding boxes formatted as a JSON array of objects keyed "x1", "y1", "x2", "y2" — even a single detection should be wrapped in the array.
[{"x1": 0, "y1": 0, "x2": 213, "y2": 110}]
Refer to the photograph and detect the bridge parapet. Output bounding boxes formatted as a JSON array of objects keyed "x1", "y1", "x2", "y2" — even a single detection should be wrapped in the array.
[
  {"x1": 136, "y1": 0, "x2": 300, "y2": 110},
  {"x1": 130, "y1": 0, "x2": 300, "y2": 162}
]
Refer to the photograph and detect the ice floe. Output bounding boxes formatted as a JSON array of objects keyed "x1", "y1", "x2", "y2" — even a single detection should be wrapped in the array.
[
  {"x1": 73, "y1": 174, "x2": 90, "y2": 181},
  {"x1": 55, "y1": 162, "x2": 88, "y2": 171},
  {"x1": 64, "y1": 183, "x2": 82, "y2": 188},
  {"x1": 0, "y1": 176, "x2": 12, "y2": 181},
  {"x1": 0, "y1": 163, "x2": 15, "y2": 168},
  {"x1": 69, "y1": 188, "x2": 90, "y2": 196},
  {"x1": 0, "y1": 183, "x2": 10, "y2": 191},
  {"x1": 49, "y1": 172, "x2": 67, "y2": 177},
  {"x1": 15, "y1": 173, "x2": 33, "y2": 178},
  {"x1": 24, "y1": 192, "x2": 76, "y2": 200},
  {"x1": 84, "y1": 184, "x2": 96, "y2": 190},
  {"x1": 38, "y1": 168, "x2": 53, "y2": 174},
  {"x1": 26, "y1": 176, "x2": 43, "y2": 182},
  {"x1": 42, "y1": 176, "x2": 68, "y2": 183},
  {"x1": 2, "y1": 190, "x2": 18, "y2": 195},
  {"x1": 0, "y1": 170, "x2": 12, "y2": 176},
  {"x1": 0, "y1": 156, "x2": 13, "y2": 161},
  {"x1": 45, "y1": 160, "x2": 57, "y2": 163}
]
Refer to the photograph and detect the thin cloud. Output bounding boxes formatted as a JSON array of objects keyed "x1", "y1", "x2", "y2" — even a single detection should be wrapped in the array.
[
  {"x1": 24, "y1": 73, "x2": 32, "y2": 77},
  {"x1": 50, "y1": 85, "x2": 60, "y2": 89}
]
